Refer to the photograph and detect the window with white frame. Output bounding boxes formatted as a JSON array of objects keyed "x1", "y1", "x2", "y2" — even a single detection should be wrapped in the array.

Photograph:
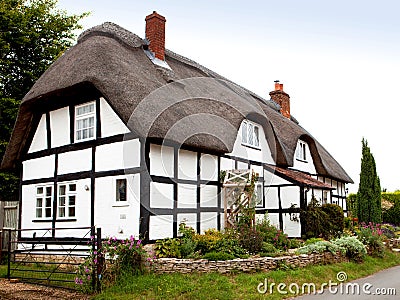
[
  {"x1": 296, "y1": 140, "x2": 307, "y2": 161},
  {"x1": 36, "y1": 185, "x2": 53, "y2": 219},
  {"x1": 75, "y1": 102, "x2": 95, "y2": 142},
  {"x1": 241, "y1": 120, "x2": 260, "y2": 148},
  {"x1": 58, "y1": 183, "x2": 76, "y2": 218},
  {"x1": 116, "y1": 179, "x2": 127, "y2": 201}
]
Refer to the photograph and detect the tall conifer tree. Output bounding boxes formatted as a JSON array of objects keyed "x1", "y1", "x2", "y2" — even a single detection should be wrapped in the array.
[{"x1": 357, "y1": 138, "x2": 382, "y2": 223}]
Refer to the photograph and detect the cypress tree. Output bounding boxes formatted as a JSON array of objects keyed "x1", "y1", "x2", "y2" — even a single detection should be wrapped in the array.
[{"x1": 357, "y1": 138, "x2": 382, "y2": 223}]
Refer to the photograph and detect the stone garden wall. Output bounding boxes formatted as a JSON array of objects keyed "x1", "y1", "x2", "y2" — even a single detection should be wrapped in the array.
[{"x1": 151, "y1": 252, "x2": 348, "y2": 274}]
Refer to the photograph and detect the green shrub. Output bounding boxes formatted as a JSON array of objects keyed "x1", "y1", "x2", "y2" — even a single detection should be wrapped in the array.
[
  {"x1": 214, "y1": 232, "x2": 248, "y2": 258},
  {"x1": 382, "y1": 192, "x2": 400, "y2": 225},
  {"x1": 261, "y1": 242, "x2": 278, "y2": 254},
  {"x1": 202, "y1": 251, "x2": 235, "y2": 261},
  {"x1": 193, "y1": 229, "x2": 223, "y2": 254},
  {"x1": 178, "y1": 222, "x2": 197, "y2": 258},
  {"x1": 289, "y1": 239, "x2": 303, "y2": 249},
  {"x1": 321, "y1": 204, "x2": 344, "y2": 237},
  {"x1": 304, "y1": 237, "x2": 324, "y2": 245},
  {"x1": 301, "y1": 198, "x2": 344, "y2": 239},
  {"x1": 332, "y1": 236, "x2": 367, "y2": 261},
  {"x1": 155, "y1": 238, "x2": 181, "y2": 258}
]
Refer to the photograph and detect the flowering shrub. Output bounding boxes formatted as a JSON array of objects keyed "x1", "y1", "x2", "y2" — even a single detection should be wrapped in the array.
[
  {"x1": 357, "y1": 222, "x2": 385, "y2": 257},
  {"x1": 76, "y1": 235, "x2": 152, "y2": 291},
  {"x1": 256, "y1": 216, "x2": 291, "y2": 251}
]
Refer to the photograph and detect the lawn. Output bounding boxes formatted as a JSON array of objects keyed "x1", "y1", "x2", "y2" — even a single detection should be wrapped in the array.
[{"x1": 93, "y1": 250, "x2": 400, "y2": 300}]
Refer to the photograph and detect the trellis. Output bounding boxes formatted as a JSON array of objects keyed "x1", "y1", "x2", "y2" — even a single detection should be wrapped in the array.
[{"x1": 222, "y1": 169, "x2": 256, "y2": 228}]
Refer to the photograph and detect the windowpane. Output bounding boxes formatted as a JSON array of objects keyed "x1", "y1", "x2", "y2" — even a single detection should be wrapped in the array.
[
  {"x1": 59, "y1": 207, "x2": 65, "y2": 218},
  {"x1": 45, "y1": 208, "x2": 52, "y2": 218},
  {"x1": 116, "y1": 179, "x2": 127, "y2": 201},
  {"x1": 69, "y1": 195, "x2": 76, "y2": 206},
  {"x1": 36, "y1": 198, "x2": 43, "y2": 208},
  {"x1": 242, "y1": 122, "x2": 247, "y2": 144},
  {"x1": 46, "y1": 187, "x2": 52, "y2": 196},
  {"x1": 37, "y1": 187, "x2": 43, "y2": 195},
  {"x1": 59, "y1": 185, "x2": 66, "y2": 195},
  {"x1": 69, "y1": 207, "x2": 75, "y2": 217},
  {"x1": 89, "y1": 128, "x2": 94, "y2": 138},
  {"x1": 254, "y1": 126, "x2": 259, "y2": 147},
  {"x1": 248, "y1": 124, "x2": 253, "y2": 145},
  {"x1": 59, "y1": 196, "x2": 65, "y2": 207},
  {"x1": 45, "y1": 198, "x2": 52, "y2": 208},
  {"x1": 69, "y1": 184, "x2": 76, "y2": 192},
  {"x1": 36, "y1": 209, "x2": 42, "y2": 218}
]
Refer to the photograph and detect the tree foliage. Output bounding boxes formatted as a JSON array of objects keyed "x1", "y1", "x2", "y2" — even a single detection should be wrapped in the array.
[
  {"x1": 357, "y1": 138, "x2": 382, "y2": 224},
  {"x1": 0, "y1": 0, "x2": 87, "y2": 200}
]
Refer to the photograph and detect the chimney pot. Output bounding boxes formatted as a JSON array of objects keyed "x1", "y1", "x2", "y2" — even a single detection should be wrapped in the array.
[{"x1": 145, "y1": 11, "x2": 166, "y2": 60}]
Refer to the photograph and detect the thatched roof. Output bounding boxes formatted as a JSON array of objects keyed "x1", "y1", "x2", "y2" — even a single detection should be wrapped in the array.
[{"x1": 1, "y1": 22, "x2": 353, "y2": 183}]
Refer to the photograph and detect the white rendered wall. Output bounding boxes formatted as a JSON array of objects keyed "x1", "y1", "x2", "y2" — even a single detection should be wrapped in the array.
[
  {"x1": 220, "y1": 157, "x2": 235, "y2": 171},
  {"x1": 177, "y1": 184, "x2": 197, "y2": 208},
  {"x1": 100, "y1": 97, "x2": 130, "y2": 138},
  {"x1": 22, "y1": 155, "x2": 55, "y2": 181},
  {"x1": 280, "y1": 186, "x2": 300, "y2": 209},
  {"x1": 200, "y1": 185, "x2": 218, "y2": 207},
  {"x1": 292, "y1": 141, "x2": 317, "y2": 174},
  {"x1": 28, "y1": 114, "x2": 47, "y2": 153},
  {"x1": 200, "y1": 212, "x2": 218, "y2": 233},
  {"x1": 283, "y1": 214, "x2": 301, "y2": 237},
  {"x1": 229, "y1": 121, "x2": 274, "y2": 165},
  {"x1": 95, "y1": 139, "x2": 140, "y2": 172},
  {"x1": 177, "y1": 213, "x2": 197, "y2": 235},
  {"x1": 95, "y1": 174, "x2": 140, "y2": 239},
  {"x1": 265, "y1": 187, "x2": 279, "y2": 209},
  {"x1": 50, "y1": 107, "x2": 70, "y2": 148},
  {"x1": 200, "y1": 154, "x2": 218, "y2": 181},
  {"x1": 150, "y1": 182, "x2": 174, "y2": 209},
  {"x1": 149, "y1": 215, "x2": 173, "y2": 240},
  {"x1": 57, "y1": 149, "x2": 92, "y2": 175},
  {"x1": 178, "y1": 149, "x2": 197, "y2": 180},
  {"x1": 149, "y1": 144, "x2": 174, "y2": 177}
]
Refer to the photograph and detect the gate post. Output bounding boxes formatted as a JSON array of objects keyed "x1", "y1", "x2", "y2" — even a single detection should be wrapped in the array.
[
  {"x1": 90, "y1": 227, "x2": 96, "y2": 291},
  {"x1": 7, "y1": 229, "x2": 11, "y2": 280},
  {"x1": 96, "y1": 227, "x2": 102, "y2": 292}
]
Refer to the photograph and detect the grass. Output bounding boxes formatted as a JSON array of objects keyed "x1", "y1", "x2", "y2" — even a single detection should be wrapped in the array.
[{"x1": 93, "y1": 250, "x2": 400, "y2": 300}]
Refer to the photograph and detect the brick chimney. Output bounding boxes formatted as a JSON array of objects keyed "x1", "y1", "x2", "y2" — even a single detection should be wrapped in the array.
[
  {"x1": 269, "y1": 80, "x2": 290, "y2": 118},
  {"x1": 145, "y1": 11, "x2": 166, "y2": 60}
]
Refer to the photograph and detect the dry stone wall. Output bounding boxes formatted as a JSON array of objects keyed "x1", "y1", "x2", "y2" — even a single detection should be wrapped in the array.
[{"x1": 151, "y1": 252, "x2": 348, "y2": 274}]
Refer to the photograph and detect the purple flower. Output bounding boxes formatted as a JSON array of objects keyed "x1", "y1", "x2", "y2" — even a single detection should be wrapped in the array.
[{"x1": 85, "y1": 267, "x2": 90, "y2": 273}]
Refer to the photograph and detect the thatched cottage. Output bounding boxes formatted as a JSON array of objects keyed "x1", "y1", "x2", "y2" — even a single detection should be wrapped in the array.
[{"x1": 1, "y1": 12, "x2": 352, "y2": 241}]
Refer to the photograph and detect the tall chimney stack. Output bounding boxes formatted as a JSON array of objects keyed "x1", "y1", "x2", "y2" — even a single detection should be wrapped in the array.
[
  {"x1": 270, "y1": 80, "x2": 290, "y2": 118},
  {"x1": 145, "y1": 11, "x2": 166, "y2": 60}
]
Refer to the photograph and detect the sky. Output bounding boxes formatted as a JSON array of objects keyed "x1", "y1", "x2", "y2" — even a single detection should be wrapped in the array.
[{"x1": 57, "y1": 0, "x2": 400, "y2": 193}]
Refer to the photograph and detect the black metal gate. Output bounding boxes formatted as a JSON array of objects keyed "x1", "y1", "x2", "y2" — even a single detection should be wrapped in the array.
[{"x1": 7, "y1": 226, "x2": 102, "y2": 291}]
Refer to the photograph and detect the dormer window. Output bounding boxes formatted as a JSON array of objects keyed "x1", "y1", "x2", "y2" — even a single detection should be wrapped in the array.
[
  {"x1": 241, "y1": 120, "x2": 260, "y2": 149},
  {"x1": 296, "y1": 140, "x2": 307, "y2": 161},
  {"x1": 75, "y1": 102, "x2": 96, "y2": 142}
]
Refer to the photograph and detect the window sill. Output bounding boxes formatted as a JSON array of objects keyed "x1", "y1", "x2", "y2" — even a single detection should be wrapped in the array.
[
  {"x1": 241, "y1": 143, "x2": 261, "y2": 151},
  {"x1": 296, "y1": 158, "x2": 308, "y2": 163},
  {"x1": 32, "y1": 219, "x2": 52, "y2": 223},
  {"x1": 112, "y1": 203, "x2": 129, "y2": 207},
  {"x1": 56, "y1": 218, "x2": 77, "y2": 222}
]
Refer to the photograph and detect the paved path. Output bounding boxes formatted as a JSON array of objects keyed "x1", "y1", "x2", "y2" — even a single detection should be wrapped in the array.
[{"x1": 295, "y1": 265, "x2": 400, "y2": 299}]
